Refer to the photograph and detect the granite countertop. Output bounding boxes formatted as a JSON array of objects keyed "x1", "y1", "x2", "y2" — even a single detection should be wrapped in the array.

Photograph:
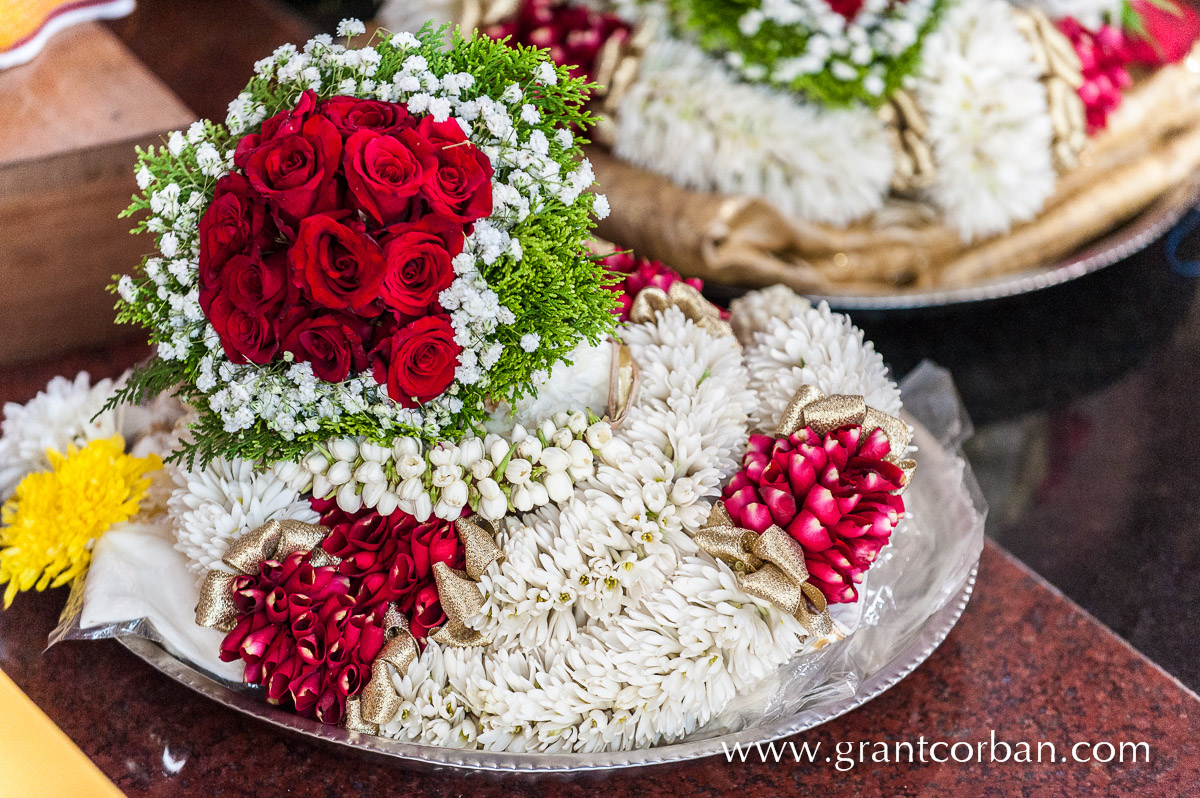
[{"x1": 3, "y1": 543, "x2": 1196, "y2": 796}]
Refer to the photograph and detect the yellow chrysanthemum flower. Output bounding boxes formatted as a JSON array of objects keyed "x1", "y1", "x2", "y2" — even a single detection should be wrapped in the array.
[{"x1": 0, "y1": 436, "x2": 161, "y2": 607}]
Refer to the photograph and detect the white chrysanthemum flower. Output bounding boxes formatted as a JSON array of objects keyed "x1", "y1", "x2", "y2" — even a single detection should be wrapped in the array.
[
  {"x1": 168, "y1": 457, "x2": 319, "y2": 576},
  {"x1": 744, "y1": 302, "x2": 901, "y2": 433},
  {"x1": 729, "y1": 285, "x2": 814, "y2": 346},
  {"x1": 915, "y1": 0, "x2": 1056, "y2": 240},
  {"x1": 0, "y1": 373, "x2": 122, "y2": 500},
  {"x1": 614, "y1": 37, "x2": 892, "y2": 227}
]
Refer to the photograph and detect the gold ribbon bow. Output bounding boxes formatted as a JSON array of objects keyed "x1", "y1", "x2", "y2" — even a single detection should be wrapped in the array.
[
  {"x1": 629, "y1": 282, "x2": 734, "y2": 341},
  {"x1": 429, "y1": 516, "x2": 503, "y2": 649},
  {"x1": 354, "y1": 606, "x2": 420, "y2": 730},
  {"x1": 777, "y1": 385, "x2": 916, "y2": 489},
  {"x1": 195, "y1": 519, "x2": 333, "y2": 632},
  {"x1": 697, "y1": 503, "x2": 833, "y2": 637}
]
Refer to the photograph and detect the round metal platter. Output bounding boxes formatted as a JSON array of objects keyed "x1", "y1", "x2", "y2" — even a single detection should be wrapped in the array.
[
  {"x1": 120, "y1": 565, "x2": 974, "y2": 772},
  {"x1": 810, "y1": 180, "x2": 1200, "y2": 311}
]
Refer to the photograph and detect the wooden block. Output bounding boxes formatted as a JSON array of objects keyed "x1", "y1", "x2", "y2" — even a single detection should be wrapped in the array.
[{"x1": 0, "y1": 22, "x2": 193, "y2": 365}]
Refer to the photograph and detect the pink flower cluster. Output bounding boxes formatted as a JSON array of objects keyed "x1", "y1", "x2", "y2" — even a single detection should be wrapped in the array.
[
  {"x1": 723, "y1": 426, "x2": 907, "y2": 604},
  {"x1": 601, "y1": 252, "x2": 706, "y2": 321}
]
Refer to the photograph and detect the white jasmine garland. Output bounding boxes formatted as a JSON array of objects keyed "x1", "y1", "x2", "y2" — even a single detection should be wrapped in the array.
[
  {"x1": 614, "y1": 37, "x2": 893, "y2": 226},
  {"x1": 913, "y1": 0, "x2": 1057, "y2": 240},
  {"x1": 728, "y1": 284, "x2": 814, "y2": 346}
]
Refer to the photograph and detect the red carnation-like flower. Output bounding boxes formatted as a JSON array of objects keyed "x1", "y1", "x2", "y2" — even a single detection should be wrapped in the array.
[
  {"x1": 313, "y1": 498, "x2": 464, "y2": 625},
  {"x1": 219, "y1": 551, "x2": 387, "y2": 725},
  {"x1": 1124, "y1": 0, "x2": 1200, "y2": 66},
  {"x1": 723, "y1": 426, "x2": 906, "y2": 604},
  {"x1": 288, "y1": 214, "x2": 387, "y2": 315},
  {"x1": 370, "y1": 314, "x2": 462, "y2": 407}
]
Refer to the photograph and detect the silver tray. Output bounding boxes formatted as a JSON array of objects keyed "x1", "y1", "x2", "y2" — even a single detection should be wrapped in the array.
[
  {"x1": 811, "y1": 179, "x2": 1200, "y2": 311},
  {"x1": 120, "y1": 565, "x2": 974, "y2": 772}
]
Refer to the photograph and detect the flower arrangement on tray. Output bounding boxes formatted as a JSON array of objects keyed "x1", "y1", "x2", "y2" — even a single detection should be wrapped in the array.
[
  {"x1": 0, "y1": 22, "x2": 933, "y2": 753},
  {"x1": 381, "y1": 0, "x2": 1200, "y2": 294}
]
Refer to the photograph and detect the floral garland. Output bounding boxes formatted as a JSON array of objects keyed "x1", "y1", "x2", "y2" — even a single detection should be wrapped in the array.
[
  {"x1": 662, "y1": 0, "x2": 948, "y2": 107},
  {"x1": 112, "y1": 22, "x2": 616, "y2": 466}
]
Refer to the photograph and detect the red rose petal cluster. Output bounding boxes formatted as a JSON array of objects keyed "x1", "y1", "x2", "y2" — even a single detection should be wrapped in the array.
[
  {"x1": 198, "y1": 91, "x2": 495, "y2": 406},
  {"x1": 602, "y1": 251, "x2": 725, "y2": 322},
  {"x1": 1056, "y1": 19, "x2": 1133, "y2": 135},
  {"x1": 313, "y1": 496, "x2": 465, "y2": 640},
  {"x1": 219, "y1": 552, "x2": 386, "y2": 724},
  {"x1": 488, "y1": 0, "x2": 630, "y2": 81},
  {"x1": 723, "y1": 426, "x2": 907, "y2": 605},
  {"x1": 218, "y1": 499, "x2": 466, "y2": 727}
]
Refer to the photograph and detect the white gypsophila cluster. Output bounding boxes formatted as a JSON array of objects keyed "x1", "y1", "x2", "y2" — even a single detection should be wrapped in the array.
[
  {"x1": 1009, "y1": 0, "x2": 1121, "y2": 28},
  {"x1": 275, "y1": 413, "x2": 615, "y2": 522},
  {"x1": 168, "y1": 457, "x2": 320, "y2": 577},
  {"x1": 129, "y1": 27, "x2": 606, "y2": 441},
  {"x1": 614, "y1": 37, "x2": 893, "y2": 226},
  {"x1": 0, "y1": 373, "x2": 123, "y2": 500},
  {"x1": 379, "y1": 305, "x2": 822, "y2": 752},
  {"x1": 729, "y1": 0, "x2": 939, "y2": 94},
  {"x1": 913, "y1": 0, "x2": 1056, "y2": 240},
  {"x1": 728, "y1": 284, "x2": 814, "y2": 346},
  {"x1": 743, "y1": 301, "x2": 902, "y2": 433}
]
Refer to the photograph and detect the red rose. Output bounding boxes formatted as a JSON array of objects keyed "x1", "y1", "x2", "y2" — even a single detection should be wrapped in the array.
[
  {"x1": 206, "y1": 292, "x2": 279, "y2": 364},
  {"x1": 370, "y1": 315, "x2": 461, "y2": 407},
  {"x1": 343, "y1": 129, "x2": 435, "y2": 226},
  {"x1": 379, "y1": 216, "x2": 461, "y2": 316},
  {"x1": 319, "y1": 96, "x2": 413, "y2": 137},
  {"x1": 409, "y1": 584, "x2": 447, "y2": 640},
  {"x1": 417, "y1": 117, "x2": 494, "y2": 224},
  {"x1": 1125, "y1": 0, "x2": 1200, "y2": 65},
  {"x1": 240, "y1": 106, "x2": 343, "y2": 234},
  {"x1": 280, "y1": 311, "x2": 371, "y2": 383},
  {"x1": 288, "y1": 214, "x2": 386, "y2": 315},
  {"x1": 198, "y1": 174, "x2": 276, "y2": 290},
  {"x1": 235, "y1": 90, "x2": 319, "y2": 160},
  {"x1": 208, "y1": 250, "x2": 290, "y2": 316}
]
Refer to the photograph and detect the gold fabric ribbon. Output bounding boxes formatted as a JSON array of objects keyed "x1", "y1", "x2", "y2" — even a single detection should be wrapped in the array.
[
  {"x1": 607, "y1": 337, "x2": 640, "y2": 429},
  {"x1": 358, "y1": 607, "x2": 420, "y2": 728},
  {"x1": 195, "y1": 520, "x2": 333, "y2": 632},
  {"x1": 429, "y1": 517, "x2": 503, "y2": 648},
  {"x1": 697, "y1": 503, "x2": 832, "y2": 637},
  {"x1": 776, "y1": 385, "x2": 915, "y2": 489},
  {"x1": 629, "y1": 282, "x2": 734, "y2": 340}
]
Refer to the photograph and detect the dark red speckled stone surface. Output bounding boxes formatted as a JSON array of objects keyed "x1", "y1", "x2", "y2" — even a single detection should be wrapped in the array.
[{"x1": 0, "y1": 538, "x2": 1196, "y2": 796}]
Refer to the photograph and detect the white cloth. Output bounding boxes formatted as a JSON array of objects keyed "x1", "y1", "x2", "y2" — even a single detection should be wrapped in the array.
[{"x1": 81, "y1": 519, "x2": 243, "y2": 682}]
